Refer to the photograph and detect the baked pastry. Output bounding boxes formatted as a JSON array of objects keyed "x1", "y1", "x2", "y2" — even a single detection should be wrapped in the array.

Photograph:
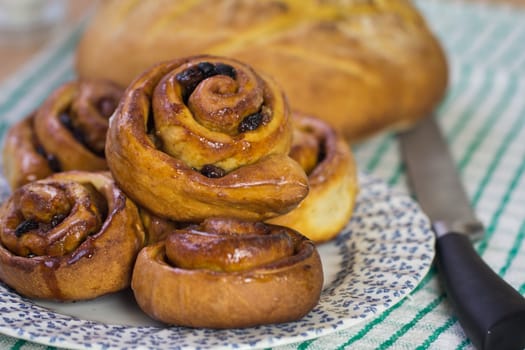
[
  {"x1": 2, "y1": 79, "x2": 123, "y2": 189},
  {"x1": 0, "y1": 171, "x2": 145, "y2": 301},
  {"x1": 106, "y1": 55, "x2": 309, "y2": 222},
  {"x1": 139, "y1": 208, "x2": 182, "y2": 245},
  {"x1": 267, "y1": 113, "x2": 358, "y2": 243},
  {"x1": 75, "y1": 0, "x2": 448, "y2": 141},
  {"x1": 132, "y1": 218, "x2": 323, "y2": 328}
]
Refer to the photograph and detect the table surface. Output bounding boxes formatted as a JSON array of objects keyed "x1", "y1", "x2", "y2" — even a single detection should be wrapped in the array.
[{"x1": 1, "y1": 0, "x2": 525, "y2": 350}]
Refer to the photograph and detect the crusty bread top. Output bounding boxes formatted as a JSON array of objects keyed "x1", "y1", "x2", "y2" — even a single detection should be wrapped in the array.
[{"x1": 76, "y1": 0, "x2": 448, "y2": 141}]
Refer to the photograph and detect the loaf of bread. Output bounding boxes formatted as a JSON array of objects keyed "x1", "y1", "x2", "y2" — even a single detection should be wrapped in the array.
[{"x1": 75, "y1": 0, "x2": 448, "y2": 141}]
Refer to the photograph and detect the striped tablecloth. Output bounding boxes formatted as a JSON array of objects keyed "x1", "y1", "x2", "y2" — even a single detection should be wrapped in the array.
[{"x1": 1, "y1": 0, "x2": 524, "y2": 349}]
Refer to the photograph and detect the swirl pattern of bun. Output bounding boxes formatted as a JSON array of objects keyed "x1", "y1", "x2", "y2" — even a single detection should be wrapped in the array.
[
  {"x1": 131, "y1": 218, "x2": 323, "y2": 328},
  {"x1": 268, "y1": 113, "x2": 358, "y2": 243},
  {"x1": 2, "y1": 79, "x2": 123, "y2": 189},
  {"x1": 0, "y1": 171, "x2": 145, "y2": 301},
  {"x1": 106, "y1": 55, "x2": 309, "y2": 221}
]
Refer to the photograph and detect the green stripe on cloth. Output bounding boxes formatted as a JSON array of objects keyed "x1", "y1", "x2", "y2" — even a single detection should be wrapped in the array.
[
  {"x1": 341, "y1": 31, "x2": 522, "y2": 347},
  {"x1": 0, "y1": 26, "x2": 82, "y2": 116},
  {"x1": 364, "y1": 135, "x2": 394, "y2": 173},
  {"x1": 499, "y1": 220, "x2": 525, "y2": 276},
  {"x1": 477, "y1": 143, "x2": 525, "y2": 256},
  {"x1": 445, "y1": 70, "x2": 493, "y2": 142},
  {"x1": 297, "y1": 340, "x2": 314, "y2": 350},
  {"x1": 11, "y1": 339, "x2": 26, "y2": 350},
  {"x1": 505, "y1": 26, "x2": 525, "y2": 73},
  {"x1": 376, "y1": 294, "x2": 447, "y2": 350},
  {"x1": 464, "y1": 20, "x2": 513, "y2": 64},
  {"x1": 336, "y1": 62, "x2": 488, "y2": 349},
  {"x1": 471, "y1": 102, "x2": 525, "y2": 206},
  {"x1": 414, "y1": 93, "x2": 525, "y2": 347},
  {"x1": 386, "y1": 64, "x2": 474, "y2": 187},
  {"x1": 332, "y1": 271, "x2": 437, "y2": 350},
  {"x1": 415, "y1": 317, "x2": 458, "y2": 350},
  {"x1": 0, "y1": 67, "x2": 75, "y2": 141},
  {"x1": 296, "y1": 30, "x2": 491, "y2": 347},
  {"x1": 382, "y1": 72, "x2": 521, "y2": 348},
  {"x1": 457, "y1": 338, "x2": 472, "y2": 350},
  {"x1": 415, "y1": 187, "x2": 525, "y2": 349},
  {"x1": 456, "y1": 78, "x2": 518, "y2": 175},
  {"x1": 519, "y1": 284, "x2": 525, "y2": 295}
]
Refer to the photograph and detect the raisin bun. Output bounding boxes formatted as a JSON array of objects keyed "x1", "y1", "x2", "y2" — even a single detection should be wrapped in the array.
[
  {"x1": 267, "y1": 112, "x2": 358, "y2": 243},
  {"x1": 105, "y1": 55, "x2": 309, "y2": 222},
  {"x1": 0, "y1": 171, "x2": 145, "y2": 301},
  {"x1": 75, "y1": 0, "x2": 447, "y2": 141}
]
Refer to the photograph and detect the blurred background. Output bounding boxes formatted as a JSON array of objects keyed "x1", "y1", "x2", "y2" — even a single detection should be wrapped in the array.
[
  {"x1": 0, "y1": 0, "x2": 524, "y2": 81},
  {"x1": 0, "y1": 0, "x2": 90, "y2": 80}
]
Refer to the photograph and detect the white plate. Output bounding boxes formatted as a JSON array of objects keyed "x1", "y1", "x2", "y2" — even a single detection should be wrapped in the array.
[{"x1": 0, "y1": 173, "x2": 435, "y2": 350}]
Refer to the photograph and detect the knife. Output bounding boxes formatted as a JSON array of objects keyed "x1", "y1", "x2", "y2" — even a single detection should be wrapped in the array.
[{"x1": 398, "y1": 115, "x2": 525, "y2": 350}]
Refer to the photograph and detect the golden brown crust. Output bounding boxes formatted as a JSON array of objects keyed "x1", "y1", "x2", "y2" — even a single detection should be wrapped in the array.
[
  {"x1": 268, "y1": 113, "x2": 358, "y2": 243},
  {"x1": 2, "y1": 115, "x2": 54, "y2": 189},
  {"x1": 106, "y1": 55, "x2": 309, "y2": 222},
  {"x1": 131, "y1": 218, "x2": 323, "y2": 328},
  {"x1": 2, "y1": 80, "x2": 123, "y2": 189},
  {"x1": 75, "y1": 0, "x2": 448, "y2": 141},
  {"x1": 0, "y1": 171, "x2": 145, "y2": 301},
  {"x1": 138, "y1": 208, "x2": 182, "y2": 245}
]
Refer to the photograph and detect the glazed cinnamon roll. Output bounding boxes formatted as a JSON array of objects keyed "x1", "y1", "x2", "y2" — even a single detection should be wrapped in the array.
[
  {"x1": 132, "y1": 218, "x2": 323, "y2": 328},
  {"x1": 106, "y1": 55, "x2": 309, "y2": 222},
  {"x1": 139, "y1": 208, "x2": 182, "y2": 245},
  {"x1": 268, "y1": 113, "x2": 358, "y2": 243},
  {"x1": 0, "y1": 171, "x2": 145, "y2": 301},
  {"x1": 2, "y1": 79, "x2": 123, "y2": 189}
]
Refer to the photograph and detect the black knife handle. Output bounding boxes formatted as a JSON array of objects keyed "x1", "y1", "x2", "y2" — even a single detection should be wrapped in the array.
[{"x1": 436, "y1": 233, "x2": 525, "y2": 350}]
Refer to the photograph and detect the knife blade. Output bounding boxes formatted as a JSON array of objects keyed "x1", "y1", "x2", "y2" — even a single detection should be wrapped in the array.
[{"x1": 398, "y1": 115, "x2": 525, "y2": 350}]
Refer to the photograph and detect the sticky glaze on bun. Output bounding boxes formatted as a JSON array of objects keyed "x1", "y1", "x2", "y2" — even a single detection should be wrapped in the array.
[
  {"x1": 268, "y1": 113, "x2": 358, "y2": 243},
  {"x1": 2, "y1": 79, "x2": 123, "y2": 189},
  {"x1": 131, "y1": 218, "x2": 323, "y2": 328},
  {"x1": 105, "y1": 55, "x2": 309, "y2": 222},
  {"x1": 0, "y1": 171, "x2": 145, "y2": 301}
]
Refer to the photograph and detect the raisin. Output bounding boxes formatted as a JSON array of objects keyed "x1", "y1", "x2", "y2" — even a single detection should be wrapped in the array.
[
  {"x1": 60, "y1": 109, "x2": 107, "y2": 157},
  {"x1": 317, "y1": 140, "x2": 327, "y2": 163},
  {"x1": 97, "y1": 97, "x2": 118, "y2": 118},
  {"x1": 215, "y1": 63, "x2": 236, "y2": 79},
  {"x1": 146, "y1": 107, "x2": 155, "y2": 134},
  {"x1": 238, "y1": 112, "x2": 264, "y2": 133},
  {"x1": 72, "y1": 128, "x2": 88, "y2": 146},
  {"x1": 35, "y1": 145, "x2": 47, "y2": 158},
  {"x1": 59, "y1": 112, "x2": 74, "y2": 130},
  {"x1": 198, "y1": 62, "x2": 216, "y2": 78},
  {"x1": 200, "y1": 164, "x2": 226, "y2": 178},
  {"x1": 58, "y1": 111, "x2": 90, "y2": 151},
  {"x1": 176, "y1": 62, "x2": 237, "y2": 102},
  {"x1": 47, "y1": 154, "x2": 61, "y2": 172},
  {"x1": 176, "y1": 66, "x2": 206, "y2": 103},
  {"x1": 35, "y1": 145, "x2": 61, "y2": 172},
  {"x1": 50, "y1": 214, "x2": 67, "y2": 228},
  {"x1": 15, "y1": 219, "x2": 39, "y2": 237}
]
